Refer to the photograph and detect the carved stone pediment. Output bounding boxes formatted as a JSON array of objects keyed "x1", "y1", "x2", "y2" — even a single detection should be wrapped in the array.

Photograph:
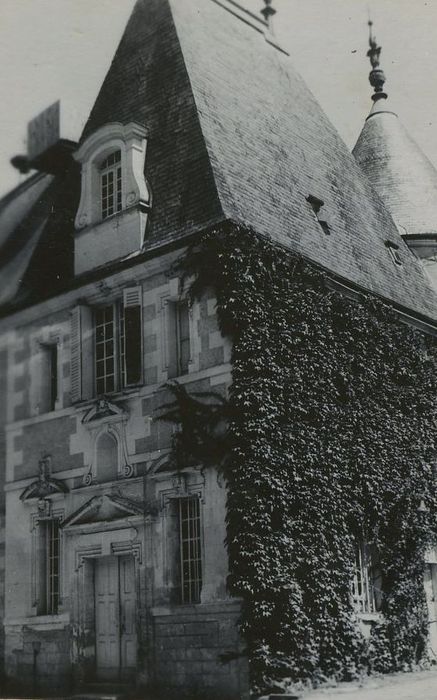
[
  {"x1": 63, "y1": 493, "x2": 143, "y2": 528},
  {"x1": 20, "y1": 455, "x2": 68, "y2": 502},
  {"x1": 82, "y1": 398, "x2": 128, "y2": 424}
]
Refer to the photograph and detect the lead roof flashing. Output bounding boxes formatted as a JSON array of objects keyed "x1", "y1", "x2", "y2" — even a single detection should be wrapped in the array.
[{"x1": 210, "y1": 0, "x2": 289, "y2": 55}]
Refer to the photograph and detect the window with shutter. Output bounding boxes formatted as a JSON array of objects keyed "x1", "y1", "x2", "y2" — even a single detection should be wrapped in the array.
[
  {"x1": 71, "y1": 289, "x2": 143, "y2": 401},
  {"x1": 91, "y1": 286, "x2": 143, "y2": 396}
]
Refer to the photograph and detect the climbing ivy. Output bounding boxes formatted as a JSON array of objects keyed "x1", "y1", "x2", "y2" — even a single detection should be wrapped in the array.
[{"x1": 165, "y1": 224, "x2": 437, "y2": 694}]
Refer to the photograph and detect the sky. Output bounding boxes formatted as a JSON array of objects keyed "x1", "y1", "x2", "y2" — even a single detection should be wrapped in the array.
[{"x1": 0, "y1": 0, "x2": 436, "y2": 196}]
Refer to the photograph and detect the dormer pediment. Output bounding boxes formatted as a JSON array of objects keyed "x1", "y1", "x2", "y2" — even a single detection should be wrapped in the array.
[{"x1": 63, "y1": 493, "x2": 143, "y2": 528}]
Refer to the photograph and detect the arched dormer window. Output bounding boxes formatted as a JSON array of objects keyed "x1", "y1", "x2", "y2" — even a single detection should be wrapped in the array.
[
  {"x1": 100, "y1": 150, "x2": 122, "y2": 219},
  {"x1": 73, "y1": 122, "x2": 151, "y2": 275}
]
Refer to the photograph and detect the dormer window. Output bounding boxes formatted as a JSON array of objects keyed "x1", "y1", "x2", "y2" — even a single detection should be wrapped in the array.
[
  {"x1": 73, "y1": 122, "x2": 151, "y2": 275},
  {"x1": 385, "y1": 241, "x2": 402, "y2": 266},
  {"x1": 100, "y1": 150, "x2": 122, "y2": 219}
]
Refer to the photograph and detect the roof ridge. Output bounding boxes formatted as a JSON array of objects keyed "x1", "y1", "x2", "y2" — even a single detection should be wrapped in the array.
[
  {"x1": 210, "y1": 0, "x2": 266, "y2": 32},
  {"x1": 210, "y1": 0, "x2": 289, "y2": 55}
]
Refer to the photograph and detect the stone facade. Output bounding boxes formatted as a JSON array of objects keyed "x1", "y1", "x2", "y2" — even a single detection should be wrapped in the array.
[
  {"x1": 2, "y1": 0, "x2": 437, "y2": 697},
  {"x1": 0, "y1": 346, "x2": 6, "y2": 678},
  {"x1": 0, "y1": 249, "x2": 248, "y2": 698}
]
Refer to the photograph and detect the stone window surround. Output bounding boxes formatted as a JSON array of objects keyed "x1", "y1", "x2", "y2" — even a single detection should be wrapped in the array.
[
  {"x1": 74, "y1": 121, "x2": 150, "y2": 231},
  {"x1": 158, "y1": 277, "x2": 200, "y2": 383},
  {"x1": 159, "y1": 474, "x2": 205, "y2": 604},
  {"x1": 70, "y1": 285, "x2": 143, "y2": 404},
  {"x1": 30, "y1": 506, "x2": 65, "y2": 618}
]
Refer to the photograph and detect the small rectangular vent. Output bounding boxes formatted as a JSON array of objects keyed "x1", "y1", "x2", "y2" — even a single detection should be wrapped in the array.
[
  {"x1": 385, "y1": 241, "x2": 402, "y2": 266},
  {"x1": 306, "y1": 194, "x2": 331, "y2": 235}
]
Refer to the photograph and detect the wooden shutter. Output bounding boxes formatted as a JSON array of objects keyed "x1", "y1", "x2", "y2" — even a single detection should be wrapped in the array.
[
  {"x1": 70, "y1": 306, "x2": 82, "y2": 402},
  {"x1": 123, "y1": 286, "x2": 143, "y2": 386},
  {"x1": 177, "y1": 301, "x2": 190, "y2": 375},
  {"x1": 70, "y1": 305, "x2": 93, "y2": 402},
  {"x1": 166, "y1": 300, "x2": 177, "y2": 378}
]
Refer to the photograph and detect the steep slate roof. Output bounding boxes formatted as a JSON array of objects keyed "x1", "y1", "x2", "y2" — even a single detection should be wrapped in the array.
[
  {"x1": 0, "y1": 168, "x2": 78, "y2": 312},
  {"x1": 80, "y1": 0, "x2": 224, "y2": 247},
  {"x1": 353, "y1": 96, "x2": 437, "y2": 237},
  {"x1": 1, "y1": 0, "x2": 437, "y2": 322},
  {"x1": 78, "y1": 0, "x2": 437, "y2": 321}
]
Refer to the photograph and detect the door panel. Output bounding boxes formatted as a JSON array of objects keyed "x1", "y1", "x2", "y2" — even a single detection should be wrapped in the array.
[
  {"x1": 95, "y1": 557, "x2": 120, "y2": 671},
  {"x1": 94, "y1": 556, "x2": 137, "y2": 677},
  {"x1": 120, "y1": 556, "x2": 137, "y2": 670},
  {"x1": 425, "y1": 564, "x2": 437, "y2": 660}
]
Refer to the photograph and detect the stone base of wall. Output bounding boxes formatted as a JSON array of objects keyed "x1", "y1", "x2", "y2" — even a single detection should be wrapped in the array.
[
  {"x1": 4, "y1": 623, "x2": 72, "y2": 696},
  {"x1": 3, "y1": 601, "x2": 249, "y2": 699},
  {"x1": 149, "y1": 600, "x2": 249, "y2": 700}
]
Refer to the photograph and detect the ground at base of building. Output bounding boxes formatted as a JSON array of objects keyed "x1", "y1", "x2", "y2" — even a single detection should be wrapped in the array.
[{"x1": 297, "y1": 667, "x2": 437, "y2": 700}]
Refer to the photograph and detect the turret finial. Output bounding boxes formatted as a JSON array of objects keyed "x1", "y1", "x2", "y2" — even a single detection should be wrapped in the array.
[
  {"x1": 261, "y1": 0, "x2": 276, "y2": 29},
  {"x1": 367, "y1": 20, "x2": 387, "y2": 101}
]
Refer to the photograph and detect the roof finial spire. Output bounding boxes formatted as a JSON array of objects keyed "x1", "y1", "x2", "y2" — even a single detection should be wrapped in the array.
[
  {"x1": 367, "y1": 19, "x2": 387, "y2": 101},
  {"x1": 261, "y1": 0, "x2": 276, "y2": 30}
]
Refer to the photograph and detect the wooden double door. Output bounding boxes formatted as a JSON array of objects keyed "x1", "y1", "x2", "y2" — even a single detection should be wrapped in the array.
[{"x1": 95, "y1": 556, "x2": 137, "y2": 679}]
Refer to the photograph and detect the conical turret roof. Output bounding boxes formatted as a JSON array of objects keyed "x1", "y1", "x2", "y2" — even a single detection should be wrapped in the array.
[{"x1": 353, "y1": 25, "x2": 437, "y2": 238}]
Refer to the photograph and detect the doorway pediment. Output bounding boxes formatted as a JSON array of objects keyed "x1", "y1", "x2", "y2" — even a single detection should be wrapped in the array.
[{"x1": 63, "y1": 493, "x2": 143, "y2": 528}]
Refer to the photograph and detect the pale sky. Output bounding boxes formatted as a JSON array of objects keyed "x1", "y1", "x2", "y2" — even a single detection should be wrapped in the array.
[{"x1": 0, "y1": 0, "x2": 436, "y2": 196}]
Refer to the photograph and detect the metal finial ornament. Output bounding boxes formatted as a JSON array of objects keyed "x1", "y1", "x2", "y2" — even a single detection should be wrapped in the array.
[
  {"x1": 261, "y1": 0, "x2": 276, "y2": 28},
  {"x1": 367, "y1": 20, "x2": 387, "y2": 101}
]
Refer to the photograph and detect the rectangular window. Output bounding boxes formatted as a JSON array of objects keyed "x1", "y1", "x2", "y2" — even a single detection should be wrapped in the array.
[
  {"x1": 40, "y1": 343, "x2": 59, "y2": 413},
  {"x1": 101, "y1": 150, "x2": 122, "y2": 219},
  {"x1": 352, "y1": 541, "x2": 381, "y2": 614},
  {"x1": 49, "y1": 344, "x2": 58, "y2": 410},
  {"x1": 95, "y1": 305, "x2": 117, "y2": 395},
  {"x1": 178, "y1": 497, "x2": 202, "y2": 604},
  {"x1": 167, "y1": 300, "x2": 191, "y2": 378},
  {"x1": 37, "y1": 518, "x2": 61, "y2": 615}
]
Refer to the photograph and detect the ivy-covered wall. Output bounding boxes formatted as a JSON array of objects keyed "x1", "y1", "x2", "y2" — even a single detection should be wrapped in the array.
[{"x1": 168, "y1": 225, "x2": 437, "y2": 694}]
